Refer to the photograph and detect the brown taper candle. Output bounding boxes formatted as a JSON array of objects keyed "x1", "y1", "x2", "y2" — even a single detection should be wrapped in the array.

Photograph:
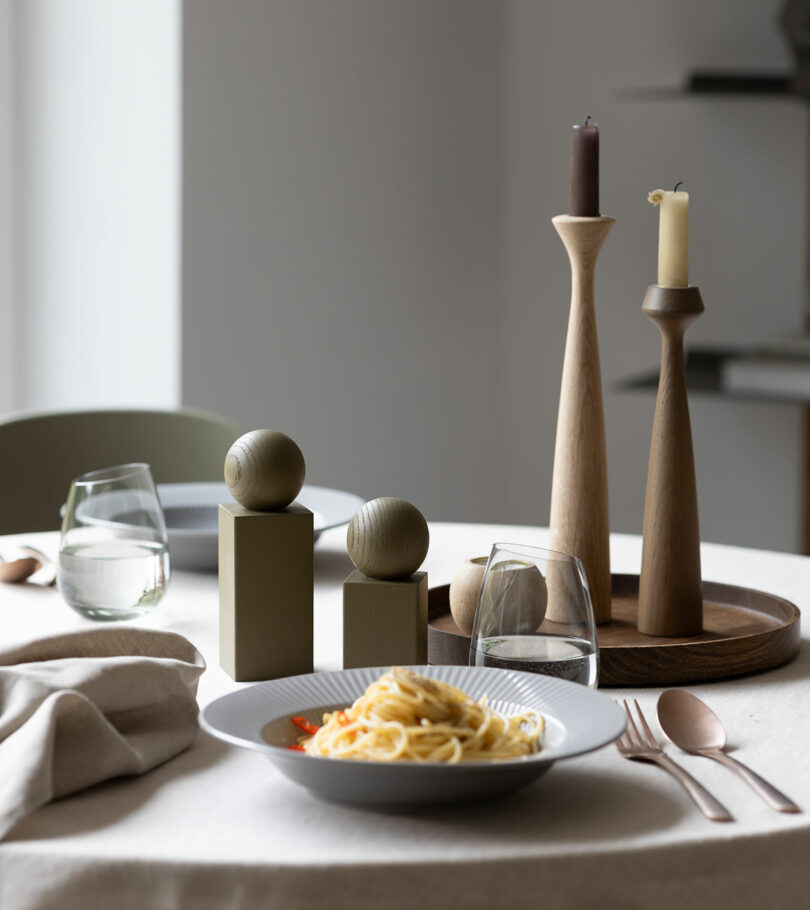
[{"x1": 569, "y1": 116, "x2": 600, "y2": 217}]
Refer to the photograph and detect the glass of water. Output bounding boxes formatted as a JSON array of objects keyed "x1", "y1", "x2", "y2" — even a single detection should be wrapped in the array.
[
  {"x1": 469, "y1": 542, "x2": 598, "y2": 687},
  {"x1": 58, "y1": 463, "x2": 170, "y2": 621}
]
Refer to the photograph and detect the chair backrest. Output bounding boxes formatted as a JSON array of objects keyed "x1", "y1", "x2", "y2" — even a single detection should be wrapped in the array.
[{"x1": 0, "y1": 407, "x2": 242, "y2": 533}]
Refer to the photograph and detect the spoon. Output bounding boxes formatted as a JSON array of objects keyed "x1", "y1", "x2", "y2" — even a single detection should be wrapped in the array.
[
  {"x1": 0, "y1": 547, "x2": 57, "y2": 586},
  {"x1": 0, "y1": 556, "x2": 42, "y2": 583},
  {"x1": 658, "y1": 689, "x2": 799, "y2": 814}
]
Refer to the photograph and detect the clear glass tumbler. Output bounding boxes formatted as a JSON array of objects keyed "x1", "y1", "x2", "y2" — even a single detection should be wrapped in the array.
[
  {"x1": 469, "y1": 542, "x2": 599, "y2": 687},
  {"x1": 58, "y1": 463, "x2": 170, "y2": 621}
]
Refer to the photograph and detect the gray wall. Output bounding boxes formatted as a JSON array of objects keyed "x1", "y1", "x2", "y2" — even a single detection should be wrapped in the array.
[
  {"x1": 182, "y1": 0, "x2": 505, "y2": 521},
  {"x1": 183, "y1": 0, "x2": 804, "y2": 551},
  {"x1": 500, "y1": 0, "x2": 804, "y2": 552}
]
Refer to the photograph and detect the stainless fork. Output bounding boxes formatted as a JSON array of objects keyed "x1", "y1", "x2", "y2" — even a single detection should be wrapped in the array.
[{"x1": 615, "y1": 699, "x2": 734, "y2": 822}]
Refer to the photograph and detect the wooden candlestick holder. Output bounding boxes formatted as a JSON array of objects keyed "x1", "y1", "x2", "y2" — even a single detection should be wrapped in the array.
[
  {"x1": 638, "y1": 284, "x2": 704, "y2": 637},
  {"x1": 549, "y1": 214, "x2": 614, "y2": 624}
]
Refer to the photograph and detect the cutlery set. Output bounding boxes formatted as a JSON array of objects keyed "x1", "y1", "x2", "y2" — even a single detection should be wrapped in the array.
[{"x1": 616, "y1": 692, "x2": 800, "y2": 821}]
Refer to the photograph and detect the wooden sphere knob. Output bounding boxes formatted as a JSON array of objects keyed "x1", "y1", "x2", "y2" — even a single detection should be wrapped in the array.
[
  {"x1": 224, "y1": 429, "x2": 305, "y2": 511},
  {"x1": 449, "y1": 556, "x2": 488, "y2": 636},
  {"x1": 347, "y1": 497, "x2": 429, "y2": 580},
  {"x1": 484, "y1": 560, "x2": 548, "y2": 634}
]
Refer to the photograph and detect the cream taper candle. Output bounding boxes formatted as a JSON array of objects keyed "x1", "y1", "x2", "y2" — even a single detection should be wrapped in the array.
[{"x1": 648, "y1": 184, "x2": 689, "y2": 287}]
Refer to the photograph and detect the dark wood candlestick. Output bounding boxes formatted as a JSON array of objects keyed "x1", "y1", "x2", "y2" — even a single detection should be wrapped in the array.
[{"x1": 638, "y1": 285, "x2": 704, "y2": 637}]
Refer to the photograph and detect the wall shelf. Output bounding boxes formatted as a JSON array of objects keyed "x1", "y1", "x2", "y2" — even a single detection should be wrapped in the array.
[
  {"x1": 619, "y1": 6, "x2": 810, "y2": 552},
  {"x1": 618, "y1": 342, "x2": 810, "y2": 553},
  {"x1": 618, "y1": 70, "x2": 795, "y2": 101},
  {"x1": 617, "y1": 346, "x2": 810, "y2": 405}
]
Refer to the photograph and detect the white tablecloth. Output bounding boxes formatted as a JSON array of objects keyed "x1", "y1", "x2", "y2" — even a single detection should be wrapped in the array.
[{"x1": 0, "y1": 522, "x2": 808, "y2": 909}]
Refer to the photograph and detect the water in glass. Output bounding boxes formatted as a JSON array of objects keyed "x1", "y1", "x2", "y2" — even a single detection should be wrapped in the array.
[
  {"x1": 473, "y1": 635, "x2": 597, "y2": 686},
  {"x1": 59, "y1": 538, "x2": 169, "y2": 621}
]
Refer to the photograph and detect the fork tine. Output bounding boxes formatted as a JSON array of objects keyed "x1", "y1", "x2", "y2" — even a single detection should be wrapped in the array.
[
  {"x1": 622, "y1": 699, "x2": 642, "y2": 746},
  {"x1": 612, "y1": 701, "x2": 629, "y2": 753},
  {"x1": 633, "y1": 698, "x2": 658, "y2": 747},
  {"x1": 615, "y1": 730, "x2": 633, "y2": 754}
]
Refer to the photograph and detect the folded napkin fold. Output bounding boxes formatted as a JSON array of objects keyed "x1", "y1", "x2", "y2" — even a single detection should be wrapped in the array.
[{"x1": 0, "y1": 627, "x2": 205, "y2": 840}]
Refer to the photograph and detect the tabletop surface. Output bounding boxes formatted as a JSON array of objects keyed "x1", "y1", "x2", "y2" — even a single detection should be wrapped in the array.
[{"x1": 0, "y1": 522, "x2": 808, "y2": 910}]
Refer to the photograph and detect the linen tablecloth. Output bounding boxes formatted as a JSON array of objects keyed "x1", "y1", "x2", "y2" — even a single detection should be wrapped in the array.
[{"x1": 0, "y1": 523, "x2": 808, "y2": 909}]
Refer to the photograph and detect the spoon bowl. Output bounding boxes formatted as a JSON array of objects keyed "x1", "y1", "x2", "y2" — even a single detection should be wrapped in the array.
[
  {"x1": 657, "y1": 689, "x2": 727, "y2": 752},
  {"x1": 0, "y1": 556, "x2": 42, "y2": 584},
  {"x1": 657, "y1": 689, "x2": 799, "y2": 813},
  {"x1": 0, "y1": 546, "x2": 56, "y2": 586}
]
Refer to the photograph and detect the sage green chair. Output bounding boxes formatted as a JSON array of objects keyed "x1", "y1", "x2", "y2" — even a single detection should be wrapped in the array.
[{"x1": 0, "y1": 407, "x2": 242, "y2": 533}]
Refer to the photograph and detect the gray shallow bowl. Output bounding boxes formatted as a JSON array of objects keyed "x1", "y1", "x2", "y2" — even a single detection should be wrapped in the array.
[
  {"x1": 62, "y1": 482, "x2": 365, "y2": 572},
  {"x1": 157, "y1": 482, "x2": 365, "y2": 571},
  {"x1": 200, "y1": 665, "x2": 625, "y2": 807}
]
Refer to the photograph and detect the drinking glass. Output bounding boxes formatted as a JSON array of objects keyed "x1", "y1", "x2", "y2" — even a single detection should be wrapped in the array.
[
  {"x1": 469, "y1": 542, "x2": 599, "y2": 687},
  {"x1": 58, "y1": 463, "x2": 170, "y2": 621}
]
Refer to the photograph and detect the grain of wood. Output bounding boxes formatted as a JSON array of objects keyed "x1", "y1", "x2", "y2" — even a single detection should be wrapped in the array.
[
  {"x1": 548, "y1": 215, "x2": 614, "y2": 624},
  {"x1": 637, "y1": 285, "x2": 705, "y2": 636},
  {"x1": 224, "y1": 429, "x2": 305, "y2": 511},
  {"x1": 448, "y1": 556, "x2": 488, "y2": 636},
  {"x1": 347, "y1": 497, "x2": 429, "y2": 580}
]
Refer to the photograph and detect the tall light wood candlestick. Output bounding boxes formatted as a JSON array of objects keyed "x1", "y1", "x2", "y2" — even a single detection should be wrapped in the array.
[
  {"x1": 549, "y1": 214, "x2": 614, "y2": 624},
  {"x1": 638, "y1": 285, "x2": 704, "y2": 637}
]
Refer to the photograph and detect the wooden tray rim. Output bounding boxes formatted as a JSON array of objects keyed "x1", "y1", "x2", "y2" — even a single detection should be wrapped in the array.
[{"x1": 427, "y1": 573, "x2": 802, "y2": 687}]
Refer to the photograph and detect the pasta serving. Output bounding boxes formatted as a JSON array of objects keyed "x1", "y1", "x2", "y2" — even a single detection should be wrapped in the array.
[{"x1": 291, "y1": 667, "x2": 544, "y2": 764}]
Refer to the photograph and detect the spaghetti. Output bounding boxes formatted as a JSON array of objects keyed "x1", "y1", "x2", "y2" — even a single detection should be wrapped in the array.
[{"x1": 297, "y1": 667, "x2": 544, "y2": 763}]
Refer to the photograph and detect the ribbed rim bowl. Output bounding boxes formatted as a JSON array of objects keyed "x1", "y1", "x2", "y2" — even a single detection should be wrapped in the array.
[{"x1": 200, "y1": 666, "x2": 625, "y2": 806}]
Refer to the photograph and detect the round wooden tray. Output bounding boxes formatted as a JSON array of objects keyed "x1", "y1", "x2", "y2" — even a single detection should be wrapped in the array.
[{"x1": 428, "y1": 574, "x2": 801, "y2": 687}]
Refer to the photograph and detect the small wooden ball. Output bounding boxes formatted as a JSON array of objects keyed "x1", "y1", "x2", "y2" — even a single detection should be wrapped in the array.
[
  {"x1": 449, "y1": 556, "x2": 489, "y2": 636},
  {"x1": 481, "y1": 559, "x2": 548, "y2": 635},
  {"x1": 347, "y1": 497, "x2": 429, "y2": 580},
  {"x1": 224, "y1": 429, "x2": 305, "y2": 511}
]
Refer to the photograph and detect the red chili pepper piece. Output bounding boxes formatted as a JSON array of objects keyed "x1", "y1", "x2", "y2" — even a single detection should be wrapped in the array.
[
  {"x1": 337, "y1": 711, "x2": 350, "y2": 727},
  {"x1": 287, "y1": 744, "x2": 306, "y2": 752},
  {"x1": 291, "y1": 715, "x2": 320, "y2": 736}
]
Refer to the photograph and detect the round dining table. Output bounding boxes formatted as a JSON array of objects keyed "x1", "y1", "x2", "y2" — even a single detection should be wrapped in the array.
[{"x1": 0, "y1": 521, "x2": 808, "y2": 910}]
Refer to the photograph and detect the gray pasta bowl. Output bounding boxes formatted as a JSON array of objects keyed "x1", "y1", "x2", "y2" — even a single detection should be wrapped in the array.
[{"x1": 199, "y1": 665, "x2": 625, "y2": 807}]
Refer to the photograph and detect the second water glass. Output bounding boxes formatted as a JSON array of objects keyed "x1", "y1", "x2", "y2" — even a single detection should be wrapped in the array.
[
  {"x1": 58, "y1": 463, "x2": 170, "y2": 621},
  {"x1": 468, "y1": 542, "x2": 599, "y2": 687}
]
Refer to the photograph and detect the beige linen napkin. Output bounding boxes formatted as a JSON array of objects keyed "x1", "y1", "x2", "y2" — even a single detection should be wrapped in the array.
[{"x1": 0, "y1": 627, "x2": 205, "y2": 840}]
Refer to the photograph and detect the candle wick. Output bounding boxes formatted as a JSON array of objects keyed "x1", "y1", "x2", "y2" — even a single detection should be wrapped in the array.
[
  {"x1": 674, "y1": 181, "x2": 684, "y2": 193},
  {"x1": 584, "y1": 115, "x2": 592, "y2": 126}
]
